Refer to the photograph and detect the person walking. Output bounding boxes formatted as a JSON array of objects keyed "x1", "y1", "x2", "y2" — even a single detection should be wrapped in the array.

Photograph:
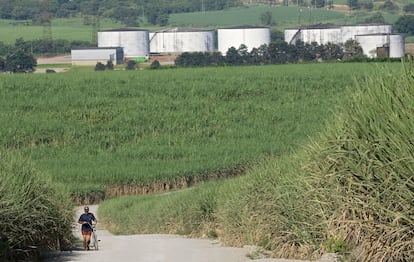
[{"x1": 78, "y1": 206, "x2": 98, "y2": 251}]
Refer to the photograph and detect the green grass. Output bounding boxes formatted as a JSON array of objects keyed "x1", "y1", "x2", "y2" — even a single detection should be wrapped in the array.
[
  {"x1": 0, "y1": 63, "x2": 389, "y2": 198},
  {"x1": 0, "y1": 17, "x2": 123, "y2": 44},
  {"x1": 169, "y1": 6, "x2": 346, "y2": 28}
]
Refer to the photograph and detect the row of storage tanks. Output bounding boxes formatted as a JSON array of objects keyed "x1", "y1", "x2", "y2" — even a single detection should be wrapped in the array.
[
  {"x1": 89, "y1": 24, "x2": 404, "y2": 63},
  {"x1": 97, "y1": 26, "x2": 271, "y2": 58},
  {"x1": 285, "y1": 24, "x2": 405, "y2": 58}
]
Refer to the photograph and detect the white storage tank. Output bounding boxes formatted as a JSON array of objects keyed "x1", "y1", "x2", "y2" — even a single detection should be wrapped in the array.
[
  {"x1": 340, "y1": 24, "x2": 393, "y2": 43},
  {"x1": 218, "y1": 26, "x2": 270, "y2": 55},
  {"x1": 98, "y1": 29, "x2": 149, "y2": 58},
  {"x1": 389, "y1": 34, "x2": 405, "y2": 58},
  {"x1": 150, "y1": 28, "x2": 215, "y2": 53},
  {"x1": 356, "y1": 33, "x2": 405, "y2": 58},
  {"x1": 301, "y1": 26, "x2": 341, "y2": 45}
]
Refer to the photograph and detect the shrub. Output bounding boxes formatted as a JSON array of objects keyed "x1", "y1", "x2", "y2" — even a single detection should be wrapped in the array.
[
  {"x1": 95, "y1": 62, "x2": 106, "y2": 71},
  {"x1": 126, "y1": 60, "x2": 137, "y2": 70},
  {"x1": 150, "y1": 60, "x2": 161, "y2": 69}
]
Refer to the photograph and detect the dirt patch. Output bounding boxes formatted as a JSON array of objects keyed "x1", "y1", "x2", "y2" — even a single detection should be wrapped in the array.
[
  {"x1": 34, "y1": 68, "x2": 70, "y2": 74},
  {"x1": 37, "y1": 55, "x2": 72, "y2": 65},
  {"x1": 406, "y1": 43, "x2": 414, "y2": 56},
  {"x1": 331, "y1": 4, "x2": 349, "y2": 12}
]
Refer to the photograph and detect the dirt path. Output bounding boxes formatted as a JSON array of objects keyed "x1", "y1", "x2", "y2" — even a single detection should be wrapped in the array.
[
  {"x1": 45, "y1": 205, "x2": 256, "y2": 262},
  {"x1": 43, "y1": 206, "x2": 336, "y2": 262}
]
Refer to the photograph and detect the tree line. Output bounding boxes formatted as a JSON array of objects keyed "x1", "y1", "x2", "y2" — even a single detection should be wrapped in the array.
[{"x1": 175, "y1": 39, "x2": 371, "y2": 67}]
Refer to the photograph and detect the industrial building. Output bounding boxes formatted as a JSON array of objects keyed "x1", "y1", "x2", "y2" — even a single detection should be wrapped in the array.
[
  {"x1": 217, "y1": 26, "x2": 271, "y2": 55},
  {"x1": 149, "y1": 28, "x2": 215, "y2": 54},
  {"x1": 71, "y1": 47, "x2": 124, "y2": 66},
  {"x1": 98, "y1": 29, "x2": 149, "y2": 58},
  {"x1": 284, "y1": 24, "x2": 405, "y2": 58}
]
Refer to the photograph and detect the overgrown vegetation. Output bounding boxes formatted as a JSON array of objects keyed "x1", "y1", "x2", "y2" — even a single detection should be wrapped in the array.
[
  {"x1": 303, "y1": 60, "x2": 414, "y2": 261},
  {"x1": 99, "y1": 60, "x2": 414, "y2": 261},
  {"x1": 0, "y1": 149, "x2": 74, "y2": 261}
]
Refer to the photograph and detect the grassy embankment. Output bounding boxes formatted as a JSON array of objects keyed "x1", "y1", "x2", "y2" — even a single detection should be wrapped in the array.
[
  {"x1": 99, "y1": 61, "x2": 414, "y2": 261},
  {"x1": 0, "y1": 149, "x2": 74, "y2": 261},
  {"x1": 0, "y1": 63, "x2": 379, "y2": 203}
]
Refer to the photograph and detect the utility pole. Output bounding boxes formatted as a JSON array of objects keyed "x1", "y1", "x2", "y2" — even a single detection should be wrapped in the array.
[
  {"x1": 41, "y1": 0, "x2": 52, "y2": 53},
  {"x1": 91, "y1": 0, "x2": 100, "y2": 46}
]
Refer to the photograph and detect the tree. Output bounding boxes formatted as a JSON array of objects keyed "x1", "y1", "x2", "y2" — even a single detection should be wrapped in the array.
[
  {"x1": 343, "y1": 39, "x2": 365, "y2": 60},
  {"x1": 395, "y1": 15, "x2": 414, "y2": 35},
  {"x1": 363, "y1": 13, "x2": 385, "y2": 24},
  {"x1": 311, "y1": 0, "x2": 325, "y2": 8},
  {"x1": 0, "y1": 56, "x2": 5, "y2": 71},
  {"x1": 347, "y1": 0, "x2": 359, "y2": 10},
  {"x1": 403, "y1": 4, "x2": 414, "y2": 13},
  {"x1": 381, "y1": 0, "x2": 398, "y2": 12},
  {"x1": 126, "y1": 60, "x2": 137, "y2": 70},
  {"x1": 5, "y1": 49, "x2": 37, "y2": 73},
  {"x1": 260, "y1": 11, "x2": 276, "y2": 26},
  {"x1": 225, "y1": 47, "x2": 243, "y2": 65}
]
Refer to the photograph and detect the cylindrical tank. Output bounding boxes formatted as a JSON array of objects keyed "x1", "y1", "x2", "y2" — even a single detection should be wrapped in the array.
[
  {"x1": 149, "y1": 28, "x2": 215, "y2": 53},
  {"x1": 98, "y1": 29, "x2": 149, "y2": 58},
  {"x1": 340, "y1": 24, "x2": 393, "y2": 43},
  {"x1": 302, "y1": 26, "x2": 342, "y2": 45},
  {"x1": 284, "y1": 28, "x2": 300, "y2": 44},
  {"x1": 356, "y1": 34, "x2": 405, "y2": 58},
  {"x1": 389, "y1": 34, "x2": 405, "y2": 58},
  {"x1": 218, "y1": 26, "x2": 270, "y2": 55}
]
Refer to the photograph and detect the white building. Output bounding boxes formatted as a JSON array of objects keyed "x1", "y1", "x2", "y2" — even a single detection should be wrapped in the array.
[{"x1": 71, "y1": 47, "x2": 124, "y2": 66}]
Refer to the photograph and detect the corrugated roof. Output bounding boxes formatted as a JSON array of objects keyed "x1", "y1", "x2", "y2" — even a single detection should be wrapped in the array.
[
  {"x1": 218, "y1": 25, "x2": 270, "y2": 30},
  {"x1": 151, "y1": 27, "x2": 213, "y2": 33},
  {"x1": 285, "y1": 23, "x2": 393, "y2": 30},
  {"x1": 99, "y1": 28, "x2": 149, "y2": 32}
]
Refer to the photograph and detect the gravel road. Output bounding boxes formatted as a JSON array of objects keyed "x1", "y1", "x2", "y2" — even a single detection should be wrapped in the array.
[{"x1": 43, "y1": 205, "x2": 336, "y2": 262}]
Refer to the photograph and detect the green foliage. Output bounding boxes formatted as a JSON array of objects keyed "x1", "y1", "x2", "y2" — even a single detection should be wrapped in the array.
[
  {"x1": 4, "y1": 49, "x2": 37, "y2": 73},
  {"x1": 343, "y1": 39, "x2": 365, "y2": 60},
  {"x1": 126, "y1": 60, "x2": 137, "y2": 70},
  {"x1": 304, "y1": 61, "x2": 414, "y2": 260},
  {"x1": 95, "y1": 62, "x2": 106, "y2": 71},
  {"x1": 395, "y1": 15, "x2": 414, "y2": 35},
  {"x1": 149, "y1": 60, "x2": 161, "y2": 69},
  {"x1": 347, "y1": 0, "x2": 360, "y2": 10},
  {"x1": 0, "y1": 149, "x2": 73, "y2": 261},
  {"x1": 363, "y1": 12, "x2": 385, "y2": 23},
  {"x1": 99, "y1": 180, "x2": 222, "y2": 235},
  {"x1": 381, "y1": 0, "x2": 399, "y2": 12},
  {"x1": 403, "y1": 3, "x2": 414, "y2": 13},
  {"x1": 0, "y1": 63, "x2": 390, "y2": 197},
  {"x1": 323, "y1": 238, "x2": 349, "y2": 253},
  {"x1": 97, "y1": 61, "x2": 412, "y2": 261}
]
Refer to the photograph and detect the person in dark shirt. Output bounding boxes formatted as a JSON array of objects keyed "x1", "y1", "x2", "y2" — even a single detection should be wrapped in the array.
[{"x1": 78, "y1": 206, "x2": 98, "y2": 251}]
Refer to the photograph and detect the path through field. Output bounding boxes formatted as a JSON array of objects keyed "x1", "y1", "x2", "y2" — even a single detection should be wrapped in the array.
[{"x1": 43, "y1": 205, "x2": 336, "y2": 262}]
